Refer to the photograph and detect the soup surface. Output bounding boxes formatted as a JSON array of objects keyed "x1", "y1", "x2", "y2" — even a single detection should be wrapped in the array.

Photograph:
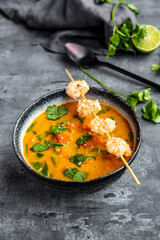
[{"x1": 23, "y1": 101, "x2": 134, "y2": 181}]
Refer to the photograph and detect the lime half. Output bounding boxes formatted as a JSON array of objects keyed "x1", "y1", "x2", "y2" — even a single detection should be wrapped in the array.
[{"x1": 132, "y1": 25, "x2": 160, "y2": 53}]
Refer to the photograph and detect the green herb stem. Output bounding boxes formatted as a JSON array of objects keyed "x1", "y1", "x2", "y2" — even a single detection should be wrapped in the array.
[
  {"x1": 80, "y1": 67, "x2": 127, "y2": 97},
  {"x1": 112, "y1": 0, "x2": 126, "y2": 37}
]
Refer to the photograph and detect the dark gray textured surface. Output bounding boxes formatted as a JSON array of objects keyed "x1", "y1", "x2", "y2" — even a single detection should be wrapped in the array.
[{"x1": 0, "y1": 1, "x2": 160, "y2": 239}]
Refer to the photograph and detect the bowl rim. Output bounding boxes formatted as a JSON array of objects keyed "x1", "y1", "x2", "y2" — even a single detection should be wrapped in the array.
[{"x1": 12, "y1": 87, "x2": 141, "y2": 184}]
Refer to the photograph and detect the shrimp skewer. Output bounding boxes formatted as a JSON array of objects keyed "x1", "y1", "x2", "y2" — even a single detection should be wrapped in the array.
[
  {"x1": 65, "y1": 69, "x2": 140, "y2": 186},
  {"x1": 77, "y1": 99, "x2": 101, "y2": 117},
  {"x1": 66, "y1": 80, "x2": 89, "y2": 99},
  {"x1": 89, "y1": 117, "x2": 116, "y2": 135}
]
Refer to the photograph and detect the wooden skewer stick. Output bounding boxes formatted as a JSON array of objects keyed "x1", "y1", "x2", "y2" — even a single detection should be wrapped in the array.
[
  {"x1": 120, "y1": 155, "x2": 141, "y2": 186},
  {"x1": 65, "y1": 69, "x2": 141, "y2": 186}
]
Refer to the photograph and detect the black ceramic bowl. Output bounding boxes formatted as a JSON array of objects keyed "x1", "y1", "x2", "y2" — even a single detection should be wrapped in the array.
[{"x1": 13, "y1": 88, "x2": 141, "y2": 192}]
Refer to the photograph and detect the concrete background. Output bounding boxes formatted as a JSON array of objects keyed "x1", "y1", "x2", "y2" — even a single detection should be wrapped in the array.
[{"x1": 0, "y1": 0, "x2": 160, "y2": 239}]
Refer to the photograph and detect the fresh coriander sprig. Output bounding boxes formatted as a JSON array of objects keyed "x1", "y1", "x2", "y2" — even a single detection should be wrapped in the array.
[
  {"x1": 80, "y1": 67, "x2": 155, "y2": 117},
  {"x1": 107, "y1": 0, "x2": 146, "y2": 59}
]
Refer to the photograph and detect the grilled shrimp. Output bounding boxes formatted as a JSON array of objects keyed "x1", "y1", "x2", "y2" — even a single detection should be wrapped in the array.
[
  {"x1": 66, "y1": 80, "x2": 89, "y2": 99},
  {"x1": 77, "y1": 99, "x2": 101, "y2": 117},
  {"x1": 106, "y1": 137, "x2": 132, "y2": 158},
  {"x1": 89, "y1": 117, "x2": 116, "y2": 135}
]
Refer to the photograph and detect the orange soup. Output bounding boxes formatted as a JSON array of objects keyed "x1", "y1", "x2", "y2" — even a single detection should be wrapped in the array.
[{"x1": 23, "y1": 101, "x2": 134, "y2": 181}]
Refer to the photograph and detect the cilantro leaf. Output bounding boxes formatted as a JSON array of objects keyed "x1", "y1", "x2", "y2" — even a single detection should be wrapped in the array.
[
  {"x1": 54, "y1": 146, "x2": 60, "y2": 155},
  {"x1": 134, "y1": 26, "x2": 147, "y2": 45},
  {"x1": 36, "y1": 153, "x2": 44, "y2": 158},
  {"x1": 126, "y1": 97, "x2": 138, "y2": 111},
  {"x1": 27, "y1": 122, "x2": 36, "y2": 132},
  {"x1": 30, "y1": 143, "x2": 49, "y2": 152},
  {"x1": 63, "y1": 168, "x2": 78, "y2": 180},
  {"x1": 122, "y1": 19, "x2": 133, "y2": 32},
  {"x1": 44, "y1": 140, "x2": 68, "y2": 147},
  {"x1": 142, "y1": 100, "x2": 160, "y2": 123},
  {"x1": 110, "y1": 33, "x2": 120, "y2": 47},
  {"x1": 124, "y1": 2, "x2": 140, "y2": 15},
  {"x1": 40, "y1": 162, "x2": 48, "y2": 177},
  {"x1": 120, "y1": 37, "x2": 133, "y2": 51},
  {"x1": 97, "y1": 108, "x2": 106, "y2": 115},
  {"x1": 129, "y1": 88, "x2": 151, "y2": 101},
  {"x1": 58, "y1": 105, "x2": 68, "y2": 116},
  {"x1": 74, "y1": 115, "x2": 85, "y2": 123},
  {"x1": 76, "y1": 133, "x2": 92, "y2": 147},
  {"x1": 107, "y1": 43, "x2": 116, "y2": 59},
  {"x1": 37, "y1": 131, "x2": 49, "y2": 142},
  {"x1": 151, "y1": 64, "x2": 160, "y2": 72},
  {"x1": 63, "y1": 168, "x2": 87, "y2": 181},
  {"x1": 89, "y1": 147, "x2": 99, "y2": 152},
  {"x1": 110, "y1": 116, "x2": 115, "y2": 120},
  {"x1": 46, "y1": 104, "x2": 68, "y2": 120},
  {"x1": 70, "y1": 154, "x2": 95, "y2": 167},
  {"x1": 51, "y1": 156, "x2": 56, "y2": 166},
  {"x1": 32, "y1": 161, "x2": 49, "y2": 177},
  {"x1": 126, "y1": 88, "x2": 151, "y2": 111},
  {"x1": 73, "y1": 171, "x2": 88, "y2": 182},
  {"x1": 32, "y1": 162, "x2": 41, "y2": 170},
  {"x1": 50, "y1": 125, "x2": 69, "y2": 134},
  {"x1": 153, "y1": 109, "x2": 160, "y2": 123},
  {"x1": 57, "y1": 120, "x2": 70, "y2": 125}
]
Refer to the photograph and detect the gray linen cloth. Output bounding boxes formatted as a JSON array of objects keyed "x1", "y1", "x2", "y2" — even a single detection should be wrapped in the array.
[{"x1": 0, "y1": 0, "x2": 136, "y2": 55}]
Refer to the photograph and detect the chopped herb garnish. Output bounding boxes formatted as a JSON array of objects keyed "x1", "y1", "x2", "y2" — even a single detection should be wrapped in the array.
[
  {"x1": 32, "y1": 131, "x2": 37, "y2": 135},
  {"x1": 101, "y1": 149, "x2": 109, "y2": 155},
  {"x1": 74, "y1": 115, "x2": 85, "y2": 123},
  {"x1": 37, "y1": 135, "x2": 43, "y2": 141},
  {"x1": 106, "y1": 107, "x2": 110, "y2": 111},
  {"x1": 30, "y1": 143, "x2": 49, "y2": 152},
  {"x1": 76, "y1": 133, "x2": 92, "y2": 147},
  {"x1": 50, "y1": 125, "x2": 69, "y2": 134},
  {"x1": 37, "y1": 131, "x2": 49, "y2": 142},
  {"x1": 51, "y1": 156, "x2": 56, "y2": 166},
  {"x1": 128, "y1": 132, "x2": 133, "y2": 142},
  {"x1": 46, "y1": 104, "x2": 68, "y2": 120},
  {"x1": 54, "y1": 146, "x2": 60, "y2": 155},
  {"x1": 25, "y1": 144, "x2": 28, "y2": 154},
  {"x1": 40, "y1": 162, "x2": 48, "y2": 177},
  {"x1": 73, "y1": 171, "x2": 88, "y2": 182},
  {"x1": 70, "y1": 154, "x2": 96, "y2": 167},
  {"x1": 97, "y1": 108, "x2": 106, "y2": 115},
  {"x1": 110, "y1": 116, "x2": 115, "y2": 120},
  {"x1": 36, "y1": 153, "x2": 44, "y2": 158},
  {"x1": 63, "y1": 168, "x2": 78, "y2": 180},
  {"x1": 32, "y1": 161, "x2": 49, "y2": 177},
  {"x1": 44, "y1": 140, "x2": 67, "y2": 147},
  {"x1": 27, "y1": 123, "x2": 35, "y2": 132},
  {"x1": 32, "y1": 162, "x2": 41, "y2": 170},
  {"x1": 89, "y1": 147, "x2": 99, "y2": 152},
  {"x1": 63, "y1": 168, "x2": 87, "y2": 181},
  {"x1": 57, "y1": 120, "x2": 70, "y2": 125},
  {"x1": 45, "y1": 131, "x2": 49, "y2": 137},
  {"x1": 51, "y1": 142, "x2": 68, "y2": 147}
]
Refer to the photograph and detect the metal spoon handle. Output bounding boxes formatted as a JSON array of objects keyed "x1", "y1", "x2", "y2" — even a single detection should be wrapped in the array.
[{"x1": 98, "y1": 61, "x2": 160, "y2": 90}]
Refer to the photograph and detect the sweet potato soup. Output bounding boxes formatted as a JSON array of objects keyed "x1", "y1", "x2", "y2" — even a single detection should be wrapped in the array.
[{"x1": 23, "y1": 101, "x2": 134, "y2": 181}]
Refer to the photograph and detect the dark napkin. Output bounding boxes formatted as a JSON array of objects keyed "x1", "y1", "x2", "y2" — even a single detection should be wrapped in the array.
[{"x1": 0, "y1": 0, "x2": 136, "y2": 55}]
